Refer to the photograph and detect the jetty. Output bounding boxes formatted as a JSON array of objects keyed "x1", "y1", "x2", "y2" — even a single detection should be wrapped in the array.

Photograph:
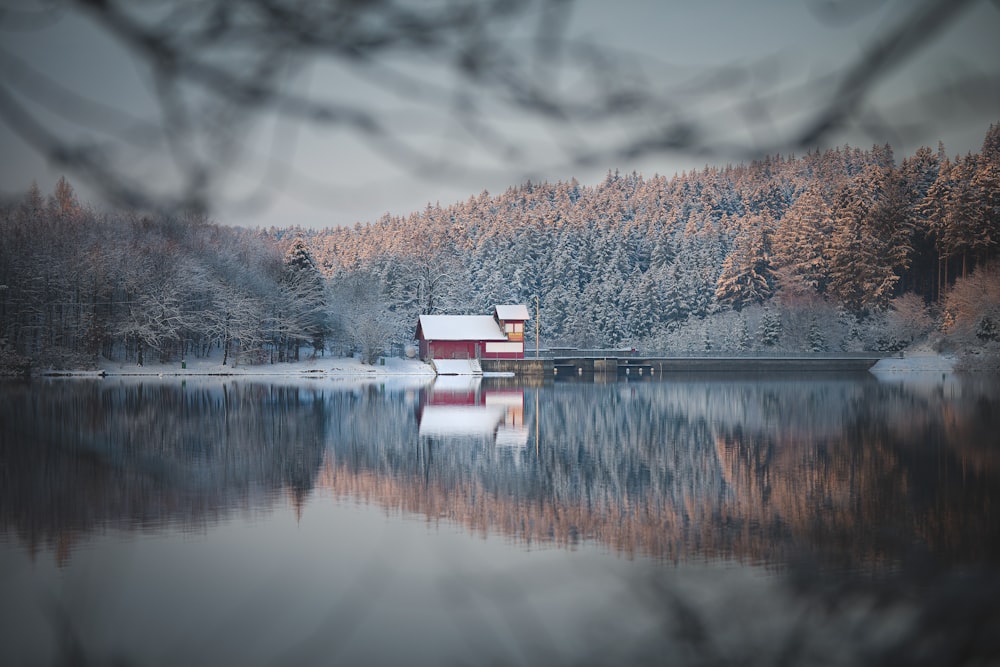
[{"x1": 480, "y1": 350, "x2": 887, "y2": 379}]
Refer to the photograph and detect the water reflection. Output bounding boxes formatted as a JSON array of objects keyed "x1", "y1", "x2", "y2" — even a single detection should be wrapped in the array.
[
  {"x1": 417, "y1": 376, "x2": 529, "y2": 447},
  {"x1": 0, "y1": 378, "x2": 331, "y2": 563},
  {"x1": 3, "y1": 373, "x2": 1000, "y2": 666},
  {"x1": 3, "y1": 373, "x2": 997, "y2": 574}
]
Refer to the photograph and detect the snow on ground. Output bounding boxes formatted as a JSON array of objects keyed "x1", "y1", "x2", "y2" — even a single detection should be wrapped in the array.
[
  {"x1": 431, "y1": 359, "x2": 482, "y2": 376},
  {"x1": 38, "y1": 346, "x2": 968, "y2": 381},
  {"x1": 870, "y1": 349, "x2": 957, "y2": 374},
  {"x1": 41, "y1": 351, "x2": 438, "y2": 380},
  {"x1": 869, "y1": 349, "x2": 965, "y2": 394}
]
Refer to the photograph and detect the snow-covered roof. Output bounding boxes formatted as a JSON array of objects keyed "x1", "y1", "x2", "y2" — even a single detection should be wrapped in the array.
[
  {"x1": 494, "y1": 304, "x2": 531, "y2": 321},
  {"x1": 418, "y1": 315, "x2": 507, "y2": 341}
]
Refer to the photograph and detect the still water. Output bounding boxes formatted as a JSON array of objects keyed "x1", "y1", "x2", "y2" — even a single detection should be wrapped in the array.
[{"x1": 2, "y1": 371, "x2": 999, "y2": 666}]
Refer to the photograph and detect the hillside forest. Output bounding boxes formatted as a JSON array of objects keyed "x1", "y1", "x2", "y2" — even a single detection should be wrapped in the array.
[{"x1": 1, "y1": 123, "x2": 999, "y2": 374}]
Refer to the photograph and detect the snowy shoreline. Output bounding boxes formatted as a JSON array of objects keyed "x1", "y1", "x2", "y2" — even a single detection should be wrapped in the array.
[
  {"x1": 869, "y1": 351, "x2": 957, "y2": 373},
  {"x1": 21, "y1": 350, "x2": 968, "y2": 379},
  {"x1": 28, "y1": 355, "x2": 437, "y2": 379}
]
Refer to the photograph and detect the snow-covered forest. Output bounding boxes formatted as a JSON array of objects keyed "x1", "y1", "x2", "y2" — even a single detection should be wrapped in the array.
[
  {"x1": 287, "y1": 123, "x2": 1000, "y2": 366},
  {"x1": 2, "y1": 124, "x2": 999, "y2": 373}
]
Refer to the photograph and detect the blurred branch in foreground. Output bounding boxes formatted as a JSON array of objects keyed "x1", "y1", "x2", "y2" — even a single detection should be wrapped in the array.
[{"x1": 0, "y1": 0, "x2": 997, "y2": 216}]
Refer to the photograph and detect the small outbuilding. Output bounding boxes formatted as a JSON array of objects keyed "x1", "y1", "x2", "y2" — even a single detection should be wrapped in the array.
[{"x1": 415, "y1": 304, "x2": 531, "y2": 360}]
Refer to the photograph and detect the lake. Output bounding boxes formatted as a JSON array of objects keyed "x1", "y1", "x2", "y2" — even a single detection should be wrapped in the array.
[{"x1": 2, "y1": 371, "x2": 999, "y2": 666}]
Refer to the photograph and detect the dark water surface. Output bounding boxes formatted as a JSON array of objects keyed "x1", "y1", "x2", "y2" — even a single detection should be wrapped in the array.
[{"x1": 2, "y1": 372, "x2": 999, "y2": 666}]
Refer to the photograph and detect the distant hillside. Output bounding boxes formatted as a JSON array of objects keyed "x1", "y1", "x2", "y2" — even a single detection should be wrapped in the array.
[
  {"x1": 275, "y1": 123, "x2": 999, "y2": 353},
  {"x1": 2, "y1": 124, "x2": 997, "y2": 372}
]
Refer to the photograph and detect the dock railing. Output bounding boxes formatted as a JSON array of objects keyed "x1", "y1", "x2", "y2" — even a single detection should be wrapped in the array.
[{"x1": 527, "y1": 348, "x2": 893, "y2": 360}]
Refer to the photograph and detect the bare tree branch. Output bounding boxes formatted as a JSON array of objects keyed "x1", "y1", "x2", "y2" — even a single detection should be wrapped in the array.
[{"x1": 0, "y1": 0, "x2": 996, "y2": 217}]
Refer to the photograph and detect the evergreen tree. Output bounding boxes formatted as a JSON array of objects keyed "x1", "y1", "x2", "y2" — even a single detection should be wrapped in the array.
[
  {"x1": 808, "y1": 317, "x2": 826, "y2": 352},
  {"x1": 281, "y1": 237, "x2": 329, "y2": 359},
  {"x1": 827, "y1": 159, "x2": 912, "y2": 313},
  {"x1": 935, "y1": 154, "x2": 983, "y2": 280},
  {"x1": 772, "y1": 185, "x2": 834, "y2": 294},
  {"x1": 50, "y1": 176, "x2": 80, "y2": 220},
  {"x1": 757, "y1": 308, "x2": 781, "y2": 347},
  {"x1": 900, "y1": 145, "x2": 941, "y2": 298},
  {"x1": 971, "y1": 124, "x2": 1000, "y2": 264},
  {"x1": 714, "y1": 217, "x2": 775, "y2": 310},
  {"x1": 737, "y1": 315, "x2": 752, "y2": 352}
]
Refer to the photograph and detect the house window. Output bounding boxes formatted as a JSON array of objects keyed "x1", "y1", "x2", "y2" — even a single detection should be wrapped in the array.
[{"x1": 504, "y1": 322, "x2": 524, "y2": 341}]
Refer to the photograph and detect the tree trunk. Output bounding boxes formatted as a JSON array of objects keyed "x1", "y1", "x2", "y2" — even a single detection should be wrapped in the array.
[{"x1": 222, "y1": 314, "x2": 231, "y2": 366}]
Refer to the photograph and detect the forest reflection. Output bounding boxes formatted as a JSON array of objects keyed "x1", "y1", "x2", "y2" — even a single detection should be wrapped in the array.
[{"x1": 2, "y1": 373, "x2": 998, "y2": 573}]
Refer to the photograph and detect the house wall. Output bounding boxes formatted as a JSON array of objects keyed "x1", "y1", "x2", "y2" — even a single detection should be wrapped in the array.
[
  {"x1": 422, "y1": 340, "x2": 477, "y2": 360},
  {"x1": 419, "y1": 339, "x2": 525, "y2": 360},
  {"x1": 479, "y1": 341, "x2": 524, "y2": 360},
  {"x1": 482, "y1": 341, "x2": 523, "y2": 359}
]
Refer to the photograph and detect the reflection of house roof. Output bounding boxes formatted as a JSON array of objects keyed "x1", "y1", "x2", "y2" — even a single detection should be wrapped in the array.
[
  {"x1": 495, "y1": 425, "x2": 530, "y2": 448},
  {"x1": 428, "y1": 375, "x2": 482, "y2": 394},
  {"x1": 418, "y1": 405, "x2": 507, "y2": 437},
  {"x1": 494, "y1": 304, "x2": 530, "y2": 321},
  {"x1": 484, "y1": 391, "x2": 524, "y2": 407},
  {"x1": 418, "y1": 315, "x2": 507, "y2": 341}
]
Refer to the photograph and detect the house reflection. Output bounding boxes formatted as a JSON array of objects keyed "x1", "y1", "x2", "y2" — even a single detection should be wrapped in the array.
[{"x1": 417, "y1": 377, "x2": 529, "y2": 447}]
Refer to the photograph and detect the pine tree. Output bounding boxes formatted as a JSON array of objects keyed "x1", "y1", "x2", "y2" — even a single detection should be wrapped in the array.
[
  {"x1": 50, "y1": 176, "x2": 80, "y2": 220},
  {"x1": 971, "y1": 124, "x2": 1000, "y2": 264},
  {"x1": 281, "y1": 237, "x2": 329, "y2": 359},
  {"x1": 22, "y1": 182, "x2": 44, "y2": 218},
  {"x1": 772, "y1": 185, "x2": 834, "y2": 294},
  {"x1": 827, "y1": 159, "x2": 912, "y2": 313},
  {"x1": 936, "y1": 154, "x2": 982, "y2": 280},
  {"x1": 714, "y1": 217, "x2": 775, "y2": 310},
  {"x1": 900, "y1": 145, "x2": 941, "y2": 298},
  {"x1": 808, "y1": 317, "x2": 826, "y2": 352},
  {"x1": 737, "y1": 316, "x2": 752, "y2": 352},
  {"x1": 758, "y1": 308, "x2": 781, "y2": 347},
  {"x1": 624, "y1": 268, "x2": 659, "y2": 339}
]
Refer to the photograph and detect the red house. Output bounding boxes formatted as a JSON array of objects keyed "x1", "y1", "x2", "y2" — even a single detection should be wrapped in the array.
[{"x1": 415, "y1": 304, "x2": 531, "y2": 360}]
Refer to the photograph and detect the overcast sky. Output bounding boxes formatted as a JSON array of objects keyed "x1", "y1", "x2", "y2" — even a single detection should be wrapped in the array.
[{"x1": 1, "y1": 0, "x2": 998, "y2": 229}]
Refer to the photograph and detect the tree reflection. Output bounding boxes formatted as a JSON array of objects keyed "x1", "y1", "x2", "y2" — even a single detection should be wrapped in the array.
[
  {"x1": 0, "y1": 379, "x2": 329, "y2": 563},
  {"x1": 2, "y1": 375, "x2": 999, "y2": 573}
]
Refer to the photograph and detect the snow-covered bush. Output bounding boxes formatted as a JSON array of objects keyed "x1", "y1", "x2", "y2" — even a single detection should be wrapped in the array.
[
  {"x1": 0, "y1": 344, "x2": 31, "y2": 376},
  {"x1": 943, "y1": 262, "x2": 1000, "y2": 370},
  {"x1": 887, "y1": 293, "x2": 936, "y2": 347}
]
